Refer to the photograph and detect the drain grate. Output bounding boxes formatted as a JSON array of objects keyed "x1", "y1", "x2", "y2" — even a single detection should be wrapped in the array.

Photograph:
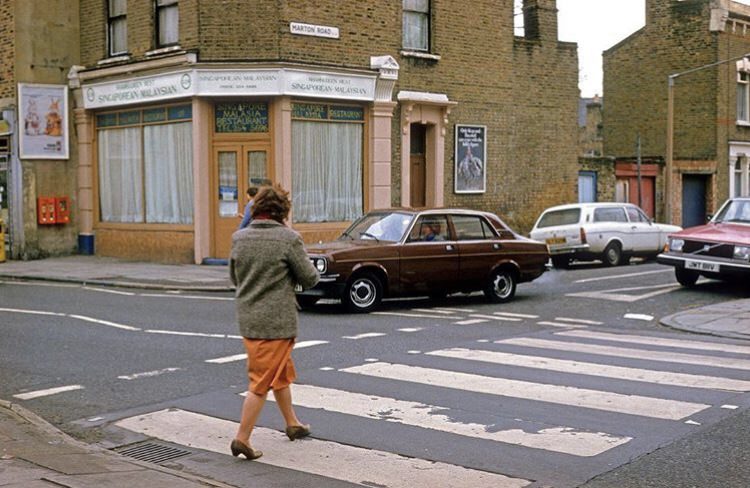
[{"x1": 115, "y1": 441, "x2": 192, "y2": 464}]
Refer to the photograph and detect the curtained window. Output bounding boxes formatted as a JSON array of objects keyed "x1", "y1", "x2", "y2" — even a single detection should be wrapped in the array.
[
  {"x1": 156, "y1": 0, "x2": 179, "y2": 47},
  {"x1": 98, "y1": 128, "x2": 143, "y2": 222},
  {"x1": 292, "y1": 121, "x2": 363, "y2": 223},
  {"x1": 144, "y1": 122, "x2": 193, "y2": 223},
  {"x1": 403, "y1": 0, "x2": 430, "y2": 51},
  {"x1": 108, "y1": 0, "x2": 127, "y2": 56}
]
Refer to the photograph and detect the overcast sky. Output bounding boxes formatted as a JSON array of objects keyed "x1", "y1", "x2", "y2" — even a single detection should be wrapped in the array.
[{"x1": 554, "y1": 0, "x2": 750, "y2": 97}]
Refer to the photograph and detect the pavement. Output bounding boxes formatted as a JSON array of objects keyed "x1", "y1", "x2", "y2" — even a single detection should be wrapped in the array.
[{"x1": 1, "y1": 254, "x2": 749, "y2": 487}]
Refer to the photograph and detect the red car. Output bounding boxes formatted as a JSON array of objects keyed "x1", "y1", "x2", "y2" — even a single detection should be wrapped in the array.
[{"x1": 657, "y1": 197, "x2": 750, "y2": 286}]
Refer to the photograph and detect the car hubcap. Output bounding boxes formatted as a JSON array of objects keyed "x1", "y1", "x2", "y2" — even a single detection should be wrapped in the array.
[
  {"x1": 607, "y1": 249, "x2": 618, "y2": 263},
  {"x1": 350, "y1": 279, "x2": 376, "y2": 307},
  {"x1": 493, "y1": 273, "x2": 511, "y2": 298}
]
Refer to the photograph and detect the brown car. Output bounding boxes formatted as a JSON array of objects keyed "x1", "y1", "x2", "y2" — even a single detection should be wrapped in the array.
[{"x1": 296, "y1": 208, "x2": 550, "y2": 312}]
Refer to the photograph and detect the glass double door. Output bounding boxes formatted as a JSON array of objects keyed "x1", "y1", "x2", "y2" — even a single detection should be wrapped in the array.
[{"x1": 212, "y1": 143, "x2": 272, "y2": 258}]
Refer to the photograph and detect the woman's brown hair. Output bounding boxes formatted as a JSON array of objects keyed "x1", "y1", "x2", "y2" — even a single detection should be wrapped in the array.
[{"x1": 251, "y1": 184, "x2": 291, "y2": 223}]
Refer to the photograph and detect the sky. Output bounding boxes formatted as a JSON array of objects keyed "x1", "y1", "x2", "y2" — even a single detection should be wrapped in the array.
[{"x1": 554, "y1": 0, "x2": 750, "y2": 98}]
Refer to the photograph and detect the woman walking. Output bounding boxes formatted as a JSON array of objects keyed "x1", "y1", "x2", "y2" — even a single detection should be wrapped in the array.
[{"x1": 229, "y1": 185, "x2": 319, "y2": 460}]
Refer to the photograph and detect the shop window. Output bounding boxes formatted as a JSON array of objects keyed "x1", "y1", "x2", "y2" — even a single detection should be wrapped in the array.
[
  {"x1": 156, "y1": 0, "x2": 179, "y2": 47},
  {"x1": 403, "y1": 0, "x2": 430, "y2": 51},
  {"x1": 291, "y1": 103, "x2": 364, "y2": 223},
  {"x1": 108, "y1": 0, "x2": 127, "y2": 56},
  {"x1": 97, "y1": 105, "x2": 193, "y2": 224},
  {"x1": 738, "y1": 71, "x2": 749, "y2": 124}
]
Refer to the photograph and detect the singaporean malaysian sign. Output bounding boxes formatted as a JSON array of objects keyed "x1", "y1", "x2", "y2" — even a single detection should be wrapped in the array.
[{"x1": 82, "y1": 69, "x2": 376, "y2": 109}]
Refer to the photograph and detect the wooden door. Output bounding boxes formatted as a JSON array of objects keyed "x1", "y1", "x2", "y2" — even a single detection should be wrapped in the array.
[{"x1": 410, "y1": 124, "x2": 426, "y2": 208}]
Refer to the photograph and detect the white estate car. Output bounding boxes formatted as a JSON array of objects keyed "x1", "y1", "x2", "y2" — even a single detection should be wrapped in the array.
[{"x1": 530, "y1": 202, "x2": 682, "y2": 268}]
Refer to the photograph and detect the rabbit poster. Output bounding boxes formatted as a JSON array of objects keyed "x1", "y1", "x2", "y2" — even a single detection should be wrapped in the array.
[{"x1": 18, "y1": 84, "x2": 69, "y2": 159}]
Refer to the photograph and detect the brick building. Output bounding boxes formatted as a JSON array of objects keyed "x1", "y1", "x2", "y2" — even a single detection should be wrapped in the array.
[
  {"x1": 603, "y1": 0, "x2": 750, "y2": 227},
  {"x1": 3, "y1": 0, "x2": 579, "y2": 263}
]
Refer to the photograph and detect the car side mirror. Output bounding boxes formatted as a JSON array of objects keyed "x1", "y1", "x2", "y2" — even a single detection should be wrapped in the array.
[{"x1": 706, "y1": 214, "x2": 713, "y2": 222}]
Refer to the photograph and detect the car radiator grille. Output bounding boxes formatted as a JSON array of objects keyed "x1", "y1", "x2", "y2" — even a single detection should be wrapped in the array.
[{"x1": 683, "y1": 241, "x2": 734, "y2": 258}]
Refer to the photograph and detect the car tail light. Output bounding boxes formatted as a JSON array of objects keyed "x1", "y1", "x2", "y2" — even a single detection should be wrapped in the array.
[{"x1": 579, "y1": 227, "x2": 587, "y2": 244}]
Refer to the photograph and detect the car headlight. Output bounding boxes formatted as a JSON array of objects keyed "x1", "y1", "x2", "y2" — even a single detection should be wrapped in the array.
[
  {"x1": 313, "y1": 257, "x2": 327, "y2": 273},
  {"x1": 669, "y1": 238, "x2": 685, "y2": 252},
  {"x1": 733, "y1": 245, "x2": 750, "y2": 261}
]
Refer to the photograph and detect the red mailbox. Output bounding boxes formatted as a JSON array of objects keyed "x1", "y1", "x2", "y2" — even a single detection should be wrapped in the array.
[
  {"x1": 37, "y1": 197, "x2": 57, "y2": 224},
  {"x1": 55, "y1": 196, "x2": 70, "y2": 224}
]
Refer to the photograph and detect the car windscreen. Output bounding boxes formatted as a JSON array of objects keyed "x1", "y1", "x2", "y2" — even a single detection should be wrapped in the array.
[
  {"x1": 535, "y1": 208, "x2": 580, "y2": 228},
  {"x1": 713, "y1": 200, "x2": 750, "y2": 224},
  {"x1": 342, "y1": 212, "x2": 415, "y2": 242}
]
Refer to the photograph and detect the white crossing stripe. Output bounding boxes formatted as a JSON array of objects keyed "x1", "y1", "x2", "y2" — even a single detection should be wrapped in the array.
[
  {"x1": 341, "y1": 362, "x2": 709, "y2": 420},
  {"x1": 497, "y1": 337, "x2": 750, "y2": 371},
  {"x1": 574, "y1": 269, "x2": 671, "y2": 283},
  {"x1": 268, "y1": 384, "x2": 630, "y2": 456},
  {"x1": 554, "y1": 317, "x2": 603, "y2": 325},
  {"x1": 427, "y1": 348, "x2": 750, "y2": 392},
  {"x1": 342, "y1": 332, "x2": 386, "y2": 340},
  {"x1": 118, "y1": 368, "x2": 182, "y2": 381},
  {"x1": 411, "y1": 308, "x2": 456, "y2": 314},
  {"x1": 566, "y1": 283, "x2": 682, "y2": 302},
  {"x1": 374, "y1": 311, "x2": 465, "y2": 320},
  {"x1": 14, "y1": 384, "x2": 84, "y2": 400},
  {"x1": 295, "y1": 340, "x2": 330, "y2": 349},
  {"x1": 398, "y1": 327, "x2": 424, "y2": 332},
  {"x1": 469, "y1": 314, "x2": 523, "y2": 322},
  {"x1": 537, "y1": 321, "x2": 587, "y2": 328},
  {"x1": 205, "y1": 354, "x2": 246, "y2": 364},
  {"x1": 434, "y1": 307, "x2": 476, "y2": 313},
  {"x1": 455, "y1": 319, "x2": 490, "y2": 325},
  {"x1": 494, "y1": 312, "x2": 538, "y2": 319},
  {"x1": 556, "y1": 330, "x2": 750, "y2": 356},
  {"x1": 116, "y1": 409, "x2": 529, "y2": 488},
  {"x1": 623, "y1": 313, "x2": 654, "y2": 321}
]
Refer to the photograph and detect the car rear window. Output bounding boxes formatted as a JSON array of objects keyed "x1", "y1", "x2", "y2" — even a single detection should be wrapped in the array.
[
  {"x1": 593, "y1": 207, "x2": 628, "y2": 223},
  {"x1": 536, "y1": 208, "x2": 581, "y2": 228}
]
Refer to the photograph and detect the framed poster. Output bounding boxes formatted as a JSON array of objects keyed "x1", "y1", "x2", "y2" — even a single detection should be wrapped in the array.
[
  {"x1": 18, "y1": 83, "x2": 69, "y2": 159},
  {"x1": 455, "y1": 124, "x2": 486, "y2": 194}
]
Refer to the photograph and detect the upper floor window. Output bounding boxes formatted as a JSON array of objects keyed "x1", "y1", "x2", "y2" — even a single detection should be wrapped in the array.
[
  {"x1": 738, "y1": 71, "x2": 749, "y2": 123},
  {"x1": 108, "y1": 0, "x2": 127, "y2": 56},
  {"x1": 403, "y1": 0, "x2": 430, "y2": 51},
  {"x1": 156, "y1": 0, "x2": 179, "y2": 47}
]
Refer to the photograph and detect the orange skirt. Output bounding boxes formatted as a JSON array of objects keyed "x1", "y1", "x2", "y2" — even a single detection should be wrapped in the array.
[{"x1": 243, "y1": 338, "x2": 297, "y2": 395}]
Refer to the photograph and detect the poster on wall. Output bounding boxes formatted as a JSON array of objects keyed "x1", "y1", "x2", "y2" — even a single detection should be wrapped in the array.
[
  {"x1": 18, "y1": 83, "x2": 69, "y2": 159},
  {"x1": 455, "y1": 124, "x2": 486, "y2": 193}
]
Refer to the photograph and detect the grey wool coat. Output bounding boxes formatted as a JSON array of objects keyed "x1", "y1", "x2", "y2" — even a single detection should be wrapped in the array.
[{"x1": 229, "y1": 220, "x2": 320, "y2": 339}]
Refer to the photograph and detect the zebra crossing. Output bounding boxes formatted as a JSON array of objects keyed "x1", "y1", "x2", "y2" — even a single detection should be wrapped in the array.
[{"x1": 115, "y1": 327, "x2": 750, "y2": 487}]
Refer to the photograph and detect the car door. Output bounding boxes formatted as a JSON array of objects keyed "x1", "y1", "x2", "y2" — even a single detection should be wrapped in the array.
[
  {"x1": 625, "y1": 205, "x2": 660, "y2": 252},
  {"x1": 399, "y1": 215, "x2": 459, "y2": 294},
  {"x1": 451, "y1": 214, "x2": 502, "y2": 290},
  {"x1": 591, "y1": 206, "x2": 631, "y2": 252}
]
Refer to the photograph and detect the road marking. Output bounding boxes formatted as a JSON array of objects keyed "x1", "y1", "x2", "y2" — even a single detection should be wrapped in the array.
[
  {"x1": 433, "y1": 307, "x2": 476, "y2": 313},
  {"x1": 556, "y1": 330, "x2": 750, "y2": 356},
  {"x1": 342, "y1": 332, "x2": 386, "y2": 340},
  {"x1": 721, "y1": 405, "x2": 739, "y2": 410},
  {"x1": 146, "y1": 329, "x2": 236, "y2": 339},
  {"x1": 341, "y1": 362, "x2": 709, "y2": 420},
  {"x1": 566, "y1": 283, "x2": 682, "y2": 302},
  {"x1": 67, "y1": 314, "x2": 141, "y2": 331},
  {"x1": 427, "y1": 348, "x2": 750, "y2": 392},
  {"x1": 685, "y1": 420, "x2": 701, "y2": 426},
  {"x1": 205, "y1": 340, "x2": 328, "y2": 363},
  {"x1": 455, "y1": 319, "x2": 490, "y2": 325},
  {"x1": 554, "y1": 317, "x2": 603, "y2": 325},
  {"x1": 14, "y1": 385, "x2": 84, "y2": 400},
  {"x1": 397, "y1": 327, "x2": 424, "y2": 332},
  {"x1": 267, "y1": 384, "x2": 630, "y2": 457},
  {"x1": 494, "y1": 312, "x2": 539, "y2": 319},
  {"x1": 469, "y1": 314, "x2": 523, "y2": 322},
  {"x1": 139, "y1": 293, "x2": 233, "y2": 301},
  {"x1": 574, "y1": 269, "x2": 672, "y2": 283},
  {"x1": 536, "y1": 321, "x2": 587, "y2": 328},
  {"x1": 118, "y1": 368, "x2": 182, "y2": 380},
  {"x1": 0, "y1": 307, "x2": 66, "y2": 317},
  {"x1": 373, "y1": 311, "x2": 465, "y2": 320},
  {"x1": 82, "y1": 286, "x2": 136, "y2": 296},
  {"x1": 497, "y1": 337, "x2": 750, "y2": 371},
  {"x1": 411, "y1": 308, "x2": 456, "y2": 314},
  {"x1": 295, "y1": 340, "x2": 329, "y2": 349},
  {"x1": 623, "y1": 313, "x2": 654, "y2": 321},
  {"x1": 116, "y1": 409, "x2": 529, "y2": 488}
]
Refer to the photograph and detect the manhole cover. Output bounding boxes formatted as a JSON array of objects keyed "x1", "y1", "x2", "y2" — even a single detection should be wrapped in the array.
[{"x1": 114, "y1": 441, "x2": 191, "y2": 464}]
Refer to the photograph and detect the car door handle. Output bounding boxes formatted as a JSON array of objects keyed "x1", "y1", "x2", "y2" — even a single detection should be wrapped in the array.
[
  {"x1": 493, "y1": 243, "x2": 501, "y2": 250},
  {"x1": 445, "y1": 245, "x2": 455, "y2": 251}
]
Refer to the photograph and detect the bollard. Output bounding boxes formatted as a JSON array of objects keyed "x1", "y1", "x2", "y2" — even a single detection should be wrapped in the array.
[{"x1": 0, "y1": 218, "x2": 5, "y2": 263}]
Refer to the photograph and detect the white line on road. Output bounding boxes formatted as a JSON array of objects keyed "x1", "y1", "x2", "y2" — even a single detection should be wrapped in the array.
[
  {"x1": 556, "y1": 330, "x2": 750, "y2": 356},
  {"x1": 0, "y1": 307, "x2": 66, "y2": 317},
  {"x1": 469, "y1": 314, "x2": 523, "y2": 322},
  {"x1": 433, "y1": 307, "x2": 476, "y2": 313},
  {"x1": 268, "y1": 384, "x2": 631, "y2": 457},
  {"x1": 146, "y1": 329, "x2": 234, "y2": 339},
  {"x1": 497, "y1": 337, "x2": 750, "y2": 371},
  {"x1": 574, "y1": 269, "x2": 672, "y2": 283},
  {"x1": 341, "y1": 362, "x2": 710, "y2": 420},
  {"x1": 397, "y1": 327, "x2": 424, "y2": 332},
  {"x1": 427, "y1": 348, "x2": 750, "y2": 392},
  {"x1": 373, "y1": 311, "x2": 465, "y2": 320},
  {"x1": 554, "y1": 317, "x2": 603, "y2": 325},
  {"x1": 454, "y1": 319, "x2": 490, "y2": 325},
  {"x1": 205, "y1": 354, "x2": 246, "y2": 364},
  {"x1": 536, "y1": 321, "x2": 587, "y2": 328},
  {"x1": 116, "y1": 409, "x2": 529, "y2": 488},
  {"x1": 566, "y1": 283, "x2": 682, "y2": 303},
  {"x1": 82, "y1": 286, "x2": 136, "y2": 296},
  {"x1": 494, "y1": 312, "x2": 539, "y2": 319},
  {"x1": 138, "y1": 293, "x2": 233, "y2": 301},
  {"x1": 342, "y1": 332, "x2": 387, "y2": 340},
  {"x1": 623, "y1": 313, "x2": 654, "y2": 321},
  {"x1": 67, "y1": 314, "x2": 141, "y2": 331},
  {"x1": 13, "y1": 384, "x2": 84, "y2": 400},
  {"x1": 118, "y1": 368, "x2": 182, "y2": 380},
  {"x1": 411, "y1": 308, "x2": 456, "y2": 314},
  {"x1": 295, "y1": 340, "x2": 330, "y2": 349}
]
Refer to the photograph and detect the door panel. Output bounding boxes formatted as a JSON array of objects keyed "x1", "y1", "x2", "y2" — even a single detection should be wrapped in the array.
[
  {"x1": 682, "y1": 175, "x2": 707, "y2": 228},
  {"x1": 399, "y1": 215, "x2": 457, "y2": 293}
]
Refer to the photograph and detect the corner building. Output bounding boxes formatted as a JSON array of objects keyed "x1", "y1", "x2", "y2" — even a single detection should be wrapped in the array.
[{"x1": 71, "y1": 0, "x2": 579, "y2": 263}]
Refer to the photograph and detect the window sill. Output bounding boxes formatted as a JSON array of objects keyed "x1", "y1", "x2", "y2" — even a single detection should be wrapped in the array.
[
  {"x1": 737, "y1": 120, "x2": 750, "y2": 127},
  {"x1": 146, "y1": 45, "x2": 183, "y2": 57},
  {"x1": 97, "y1": 55, "x2": 131, "y2": 66},
  {"x1": 400, "y1": 50, "x2": 441, "y2": 61}
]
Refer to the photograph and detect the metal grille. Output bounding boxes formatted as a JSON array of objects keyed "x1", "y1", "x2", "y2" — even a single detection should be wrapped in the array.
[
  {"x1": 114, "y1": 441, "x2": 191, "y2": 464},
  {"x1": 683, "y1": 241, "x2": 734, "y2": 259}
]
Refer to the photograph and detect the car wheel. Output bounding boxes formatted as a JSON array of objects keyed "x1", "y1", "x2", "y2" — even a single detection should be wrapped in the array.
[
  {"x1": 296, "y1": 296, "x2": 319, "y2": 309},
  {"x1": 551, "y1": 256, "x2": 570, "y2": 269},
  {"x1": 675, "y1": 268, "x2": 699, "y2": 287},
  {"x1": 602, "y1": 242, "x2": 622, "y2": 267},
  {"x1": 484, "y1": 268, "x2": 517, "y2": 303},
  {"x1": 343, "y1": 272, "x2": 383, "y2": 313}
]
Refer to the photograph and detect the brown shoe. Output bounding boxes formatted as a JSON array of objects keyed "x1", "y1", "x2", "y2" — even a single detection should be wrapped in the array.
[
  {"x1": 285, "y1": 424, "x2": 311, "y2": 441},
  {"x1": 230, "y1": 439, "x2": 263, "y2": 460}
]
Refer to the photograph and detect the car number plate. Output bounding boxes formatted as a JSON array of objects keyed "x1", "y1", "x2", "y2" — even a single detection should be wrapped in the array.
[
  {"x1": 685, "y1": 259, "x2": 719, "y2": 272},
  {"x1": 294, "y1": 284, "x2": 303, "y2": 292},
  {"x1": 545, "y1": 237, "x2": 566, "y2": 245}
]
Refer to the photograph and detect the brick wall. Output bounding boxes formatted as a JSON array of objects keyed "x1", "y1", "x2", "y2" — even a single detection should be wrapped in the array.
[{"x1": 0, "y1": 1, "x2": 15, "y2": 99}]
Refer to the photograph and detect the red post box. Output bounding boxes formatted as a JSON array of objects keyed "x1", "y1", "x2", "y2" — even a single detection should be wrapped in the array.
[
  {"x1": 55, "y1": 196, "x2": 70, "y2": 224},
  {"x1": 37, "y1": 197, "x2": 57, "y2": 224}
]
